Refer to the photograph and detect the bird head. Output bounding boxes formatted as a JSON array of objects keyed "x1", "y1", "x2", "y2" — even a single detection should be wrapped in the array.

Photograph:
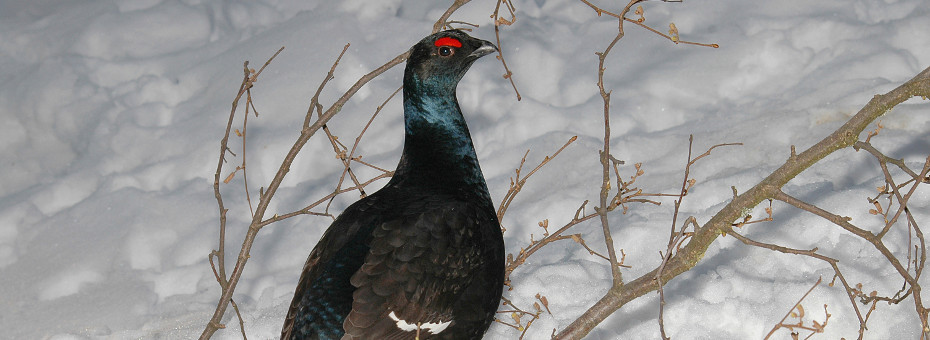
[{"x1": 405, "y1": 30, "x2": 499, "y2": 93}]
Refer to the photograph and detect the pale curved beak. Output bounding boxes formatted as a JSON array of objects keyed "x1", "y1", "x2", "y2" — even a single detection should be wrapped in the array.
[{"x1": 468, "y1": 40, "x2": 499, "y2": 59}]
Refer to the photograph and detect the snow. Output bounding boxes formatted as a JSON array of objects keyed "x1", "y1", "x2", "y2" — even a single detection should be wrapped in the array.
[{"x1": 0, "y1": 0, "x2": 927, "y2": 339}]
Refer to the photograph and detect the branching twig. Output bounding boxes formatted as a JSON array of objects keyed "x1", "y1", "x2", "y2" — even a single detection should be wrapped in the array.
[
  {"x1": 323, "y1": 85, "x2": 402, "y2": 214},
  {"x1": 497, "y1": 136, "x2": 577, "y2": 222},
  {"x1": 206, "y1": 46, "x2": 283, "y2": 338},
  {"x1": 505, "y1": 204, "x2": 599, "y2": 281},
  {"x1": 492, "y1": 0, "x2": 522, "y2": 100},
  {"x1": 656, "y1": 135, "x2": 741, "y2": 339},
  {"x1": 433, "y1": 0, "x2": 473, "y2": 33},
  {"x1": 591, "y1": 0, "x2": 646, "y2": 289},
  {"x1": 578, "y1": 0, "x2": 719, "y2": 48},
  {"x1": 730, "y1": 225, "x2": 870, "y2": 339},
  {"x1": 495, "y1": 295, "x2": 550, "y2": 339},
  {"x1": 259, "y1": 171, "x2": 394, "y2": 227},
  {"x1": 554, "y1": 62, "x2": 930, "y2": 340},
  {"x1": 763, "y1": 277, "x2": 830, "y2": 340}
]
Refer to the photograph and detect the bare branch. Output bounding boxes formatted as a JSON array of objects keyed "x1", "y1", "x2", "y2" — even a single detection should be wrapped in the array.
[
  {"x1": 497, "y1": 136, "x2": 577, "y2": 221},
  {"x1": 656, "y1": 135, "x2": 740, "y2": 338},
  {"x1": 492, "y1": 0, "x2": 522, "y2": 100},
  {"x1": 433, "y1": 0, "x2": 473, "y2": 33},
  {"x1": 763, "y1": 277, "x2": 829, "y2": 340},
  {"x1": 205, "y1": 46, "x2": 284, "y2": 338},
  {"x1": 554, "y1": 63, "x2": 930, "y2": 340}
]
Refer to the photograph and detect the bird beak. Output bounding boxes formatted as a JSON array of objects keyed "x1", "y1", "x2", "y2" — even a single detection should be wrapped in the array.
[{"x1": 468, "y1": 40, "x2": 499, "y2": 60}]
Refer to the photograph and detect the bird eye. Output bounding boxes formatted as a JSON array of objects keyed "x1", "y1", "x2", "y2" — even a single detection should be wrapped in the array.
[{"x1": 438, "y1": 46, "x2": 454, "y2": 57}]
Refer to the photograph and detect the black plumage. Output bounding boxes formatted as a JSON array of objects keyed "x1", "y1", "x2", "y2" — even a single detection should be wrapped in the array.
[{"x1": 281, "y1": 30, "x2": 504, "y2": 340}]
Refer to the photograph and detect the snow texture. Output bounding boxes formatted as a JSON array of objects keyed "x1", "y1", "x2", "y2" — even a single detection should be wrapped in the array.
[{"x1": 0, "y1": 0, "x2": 928, "y2": 339}]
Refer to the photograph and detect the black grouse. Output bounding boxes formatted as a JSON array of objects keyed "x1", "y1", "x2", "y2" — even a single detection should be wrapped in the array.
[{"x1": 281, "y1": 30, "x2": 504, "y2": 340}]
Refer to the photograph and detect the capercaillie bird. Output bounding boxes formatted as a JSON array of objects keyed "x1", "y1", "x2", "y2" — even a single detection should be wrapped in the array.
[{"x1": 281, "y1": 30, "x2": 504, "y2": 340}]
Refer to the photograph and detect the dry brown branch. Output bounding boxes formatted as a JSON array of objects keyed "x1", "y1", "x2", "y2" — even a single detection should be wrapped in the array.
[
  {"x1": 489, "y1": 1, "x2": 925, "y2": 339},
  {"x1": 495, "y1": 295, "x2": 550, "y2": 339},
  {"x1": 501, "y1": 3, "x2": 718, "y2": 333},
  {"x1": 775, "y1": 178, "x2": 928, "y2": 307},
  {"x1": 530, "y1": 1, "x2": 719, "y2": 338},
  {"x1": 206, "y1": 46, "x2": 283, "y2": 338},
  {"x1": 492, "y1": 0, "x2": 522, "y2": 100},
  {"x1": 656, "y1": 135, "x2": 741, "y2": 339},
  {"x1": 591, "y1": 0, "x2": 644, "y2": 289},
  {"x1": 504, "y1": 204, "x2": 598, "y2": 281},
  {"x1": 855, "y1": 140, "x2": 922, "y2": 180},
  {"x1": 728, "y1": 229, "x2": 865, "y2": 338},
  {"x1": 503, "y1": 157, "x2": 662, "y2": 283},
  {"x1": 578, "y1": 0, "x2": 719, "y2": 48},
  {"x1": 322, "y1": 85, "x2": 402, "y2": 214},
  {"x1": 496, "y1": 136, "x2": 577, "y2": 223},
  {"x1": 552, "y1": 62, "x2": 930, "y2": 340},
  {"x1": 763, "y1": 277, "x2": 830, "y2": 340},
  {"x1": 230, "y1": 299, "x2": 247, "y2": 340},
  {"x1": 259, "y1": 171, "x2": 394, "y2": 227},
  {"x1": 433, "y1": 0, "x2": 473, "y2": 33}
]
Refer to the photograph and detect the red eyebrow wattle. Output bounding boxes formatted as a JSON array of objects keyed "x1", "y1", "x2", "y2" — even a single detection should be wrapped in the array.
[{"x1": 434, "y1": 37, "x2": 462, "y2": 48}]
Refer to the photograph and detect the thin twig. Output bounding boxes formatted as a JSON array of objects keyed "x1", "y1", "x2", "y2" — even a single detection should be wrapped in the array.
[
  {"x1": 329, "y1": 85, "x2": 403, "y2": 211},
  {"x1": 763, "y1": 277, "x2": 827, "y2": 340},
  {"x1": 578, "y1": 0, "x2": 718, "y2": 48},
  {"x1": 259, "y1": 171, "x2": 394, "y2": 227},
  {"x1": 433, "y1": 0, "x2": 473, "y2": 33},
  {"x1": 201, "y1": 24, "x2": 407, "y2": 340},
  {"x1": 492, "y1": 0, "x2": 522, "y2": 100},
  {"x1": 728, "y1": 230, "x2": 864, "y2": 331},
  {"x1": 231, "y1": 298, "x2": 248, "y2": 340},
  {"x1": 497, "y1": 136, "x2": 577, "y2": 221},
  {"x1": 207, "y1": 46, "x2": 283, "y2": 336},
  {"x1": 656, "y1": 138, "x2": 747, "y2": 327}
]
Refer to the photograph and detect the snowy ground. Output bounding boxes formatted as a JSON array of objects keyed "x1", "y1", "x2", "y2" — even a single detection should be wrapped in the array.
[{"x1": 1, "y1": 0, "x2": 928, "y2": 339}]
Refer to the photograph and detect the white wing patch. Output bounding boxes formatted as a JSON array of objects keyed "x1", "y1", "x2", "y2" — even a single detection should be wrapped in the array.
[{"x1": 388, "y1": 310, "x2": 452, "y2": 334}]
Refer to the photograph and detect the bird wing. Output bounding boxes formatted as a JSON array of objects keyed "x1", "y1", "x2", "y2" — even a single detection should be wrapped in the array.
[
  {"x1": 281, "y1": 197, "x2": 382, "y2": 340},
  {"x1": 342, "y1": 200, "x2": 490, "y2": 339}
]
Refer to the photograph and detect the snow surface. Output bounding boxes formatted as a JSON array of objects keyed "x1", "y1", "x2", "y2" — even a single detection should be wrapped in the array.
[{"x1": 1, "y1": 0, "x2": 928, "y2": 339}]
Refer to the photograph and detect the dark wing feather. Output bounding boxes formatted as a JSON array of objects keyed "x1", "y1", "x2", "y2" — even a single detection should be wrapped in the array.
[
  {"x1": 281, "y1": 198, "x2": 382, "y2": 340},
  {"x1": 343, "y1": 198, "x2": 500, "y2": 340}
]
